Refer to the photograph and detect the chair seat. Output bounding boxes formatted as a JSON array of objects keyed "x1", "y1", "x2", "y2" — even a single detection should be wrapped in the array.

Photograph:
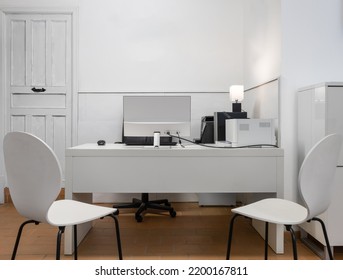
[
  {"x1": 232, "y1": 198, "x2": 308, "y2": 225},
  {"x1": 47, "y1": 200, "x2": 117, "y2": 226}
]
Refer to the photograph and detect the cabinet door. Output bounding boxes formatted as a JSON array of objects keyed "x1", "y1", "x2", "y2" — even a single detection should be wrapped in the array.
[
  {"x1": 326, "y1": 86, "x2": 343, "y2": 165},
  {"x1": 6, "y1": 13, "x2": 72, "y2": 177}
]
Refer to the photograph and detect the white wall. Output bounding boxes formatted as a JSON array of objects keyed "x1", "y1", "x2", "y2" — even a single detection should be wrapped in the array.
[
  {"x1": 78, "y1": 0, "x2": 243, "y2": 92},
  {"x1": 280, "y1": 0, "x2": 343, "y2": 201},
  {"x1": 243, "y1": 0, "x2": 281, "y2": 89}
]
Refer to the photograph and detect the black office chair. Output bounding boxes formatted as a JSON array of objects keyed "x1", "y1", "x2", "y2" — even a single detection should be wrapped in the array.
[
  {"x1": 113, "y1": 193, "x2": 176, "y2": 222},
  {"x1": 113, "y1": 136, "x2": 177, "y2": 222}
]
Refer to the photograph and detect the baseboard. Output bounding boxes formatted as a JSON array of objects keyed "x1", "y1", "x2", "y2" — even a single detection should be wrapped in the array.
[
  {"x1": 300, "y1": 233, "x2": 333, "y2": 260},
  {"x1": 4, "y1": 187, "x2": 65, "y2": 203},
  {"x1": 4, "y1": 187, "x2": 10, "y2": 203},
  {"x1": 0, "y1": 175, "x2": 4, "y2": 204}
]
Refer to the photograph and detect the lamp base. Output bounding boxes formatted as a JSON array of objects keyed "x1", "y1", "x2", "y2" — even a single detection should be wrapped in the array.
[{"x1": 232, "y1": 102, "x2": 242, "y2": 112}]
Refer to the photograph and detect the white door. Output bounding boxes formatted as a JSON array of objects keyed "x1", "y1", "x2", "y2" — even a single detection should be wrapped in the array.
[{"x1": 5, "y1": 13, "x2": 72, "y2": 177}]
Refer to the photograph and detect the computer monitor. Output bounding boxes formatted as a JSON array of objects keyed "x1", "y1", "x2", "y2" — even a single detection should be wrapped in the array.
[{"x1": 123, "y1": 95, "x2": 191, "y2": 144}]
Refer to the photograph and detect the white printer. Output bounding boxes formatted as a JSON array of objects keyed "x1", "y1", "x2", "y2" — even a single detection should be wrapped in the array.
[{"x1": 225, "y1": 118, "x2": 276, "y2": 147}]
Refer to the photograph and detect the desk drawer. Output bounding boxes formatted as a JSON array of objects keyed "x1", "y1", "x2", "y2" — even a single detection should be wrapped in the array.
[{"x1": 70, "y1": 156, "x2": 282, "y2": 194}]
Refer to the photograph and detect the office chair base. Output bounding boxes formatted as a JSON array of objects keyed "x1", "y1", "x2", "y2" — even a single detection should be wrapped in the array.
[{"x1": 113, "y1": 193, "x2": 177, "y2": 222}]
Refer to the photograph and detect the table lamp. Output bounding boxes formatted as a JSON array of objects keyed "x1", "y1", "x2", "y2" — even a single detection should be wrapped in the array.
[{"x1": 230, "y1": 85, "x2": 244, "y2": 112}]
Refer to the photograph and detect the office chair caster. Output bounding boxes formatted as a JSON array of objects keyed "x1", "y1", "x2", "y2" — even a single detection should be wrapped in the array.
[
  {"x1": 134, "y1": 209, "x2": 176, "y2": 222},
  {"x1": 170, "y1": 209, "x2": 177, "y2": 218},
  {"x1": 135, "y1": 214, "x2": 143, "y2": 223}
]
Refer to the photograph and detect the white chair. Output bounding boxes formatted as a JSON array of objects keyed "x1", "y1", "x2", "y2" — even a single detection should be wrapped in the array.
[
  {"x1": 226, "y1": 134, "x2": 342, "y2": 260},
  {"x1": 3, "y1": 132, "x2": 123, "y2": 260}
]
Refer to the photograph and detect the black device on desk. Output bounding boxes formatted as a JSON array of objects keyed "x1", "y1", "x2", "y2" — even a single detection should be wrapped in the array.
[
  {"x1": 199, "y1": 116, "x2": 214, "y2": 144},
  {"x1": 123, "y1": 136, "x2": 177, "y2": 146},
  {"x1": 214, "y1": 111, "x2": 247, "y2": 142}
]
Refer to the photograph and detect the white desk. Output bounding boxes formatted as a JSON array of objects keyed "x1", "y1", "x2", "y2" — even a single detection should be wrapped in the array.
[{"x1": 64, "y1": 143, "x2": 284, "y2": 255}]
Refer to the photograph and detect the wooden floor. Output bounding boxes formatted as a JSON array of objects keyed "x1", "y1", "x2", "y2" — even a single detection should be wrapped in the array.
[{"x1": 0, "y1": 201, "x2": 341, "y2": 260}]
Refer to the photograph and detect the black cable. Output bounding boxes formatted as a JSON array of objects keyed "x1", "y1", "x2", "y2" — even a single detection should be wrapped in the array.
[
  {"x1": 176, "y1": 132, "x2": 185, "y2": 148},
  {"x1": 167, "y1": 132, "x2": 278, "y2": 149}
]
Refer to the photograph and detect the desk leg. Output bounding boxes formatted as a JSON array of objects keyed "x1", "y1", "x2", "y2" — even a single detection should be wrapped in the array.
[
  {"x1": 252, "y1": 220, "x2": 284, "y2": 254},
  {"x1": 64, "y1": 193, "x2": 93, "y2": 255},
  {"x1": 251, "y1": 156, "x2": 285, "y2": 254}
]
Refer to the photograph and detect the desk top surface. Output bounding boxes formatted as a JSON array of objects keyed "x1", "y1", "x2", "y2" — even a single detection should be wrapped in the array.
[{"x1": 66, "y1": 143, "x2": 284, "y2": 157}]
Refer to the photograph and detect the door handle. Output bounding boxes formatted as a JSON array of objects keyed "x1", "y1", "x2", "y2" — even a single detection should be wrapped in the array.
[{"x1": 31, "y1": 87, "x2": 46, "y2": 93}]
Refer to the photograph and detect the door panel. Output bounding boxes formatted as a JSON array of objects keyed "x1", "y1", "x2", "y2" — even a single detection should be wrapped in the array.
[
  {"x1": 31, "y1": 20, "x2": 47, "y2": 86},
  {"x1": 10, "y1": 115, "x2": 26, "y2": 132},
  {"x1": 51, "y1": 20, "x2": 68, "y2": 86},
  {"x1": 10, "y1": 20, "x2": 26, "y2": 86}
]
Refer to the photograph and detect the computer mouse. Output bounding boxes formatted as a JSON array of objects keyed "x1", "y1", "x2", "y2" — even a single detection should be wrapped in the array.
[{"x1": 97, "y1": 140, "x2": 106, "y2": 146}]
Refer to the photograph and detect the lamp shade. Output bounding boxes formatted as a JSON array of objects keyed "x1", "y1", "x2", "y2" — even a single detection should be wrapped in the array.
[{"x1": 230, "y1": 85, "x2": 244, "y2": 102}]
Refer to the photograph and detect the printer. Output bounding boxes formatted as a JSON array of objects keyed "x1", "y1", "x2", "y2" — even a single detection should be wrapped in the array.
[{"x1": 225, "y1": 118, "x2": 276, "y2": 147}]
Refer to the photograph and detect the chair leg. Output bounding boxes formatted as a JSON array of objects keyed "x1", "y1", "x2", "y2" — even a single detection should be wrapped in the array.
[
  {"x1": 108, "y1": 213, "x2": 123, "y2": 260},
  {"x1": 56, "y1": 226, "x2": 65, "y2": 260},
  {"x1": 285, "y1": 225, "x2": 298, "y2": 260},
  {"x1": 311, "y1": 217, "x2": 334, "y2": 260},
  {"x1": 11, "y1": 220, "x2": 39, "y2": 260},
  {"x1": 73, "y1": 225, "x2": 78, "y2": 260},
  {"x1": 264, "y1": 222, "x2": 269, "y2": 260},
  {"x1": 226, "y1": 214, "x2": 241, "y2": 260}
]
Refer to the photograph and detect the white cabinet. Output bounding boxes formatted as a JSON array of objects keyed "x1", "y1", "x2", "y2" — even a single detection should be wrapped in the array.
[{"x1": 298, "y1": 82, "x2": 343, "y2": 258}]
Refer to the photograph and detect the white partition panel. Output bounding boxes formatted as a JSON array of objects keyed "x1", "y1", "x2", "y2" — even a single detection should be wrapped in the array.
[{"x1": 243, "y1": 78, "x2": 280, "y2": 145}]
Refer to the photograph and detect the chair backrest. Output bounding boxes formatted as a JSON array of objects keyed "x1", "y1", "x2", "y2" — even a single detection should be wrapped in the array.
[
  {"x1": 3, "y1": 132, "x2": 62, "y2": 223},
  {"x1": 298, "y1": 134, "x2": 342, "y2": 219}
]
